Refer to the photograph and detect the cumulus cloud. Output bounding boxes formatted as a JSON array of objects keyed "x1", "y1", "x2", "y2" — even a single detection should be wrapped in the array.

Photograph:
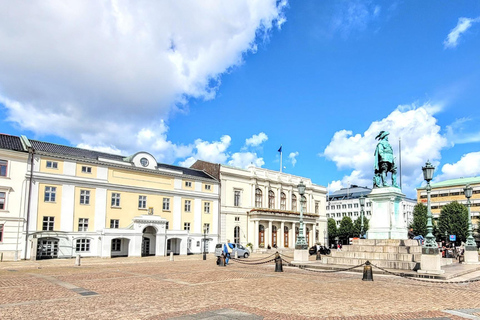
[
  {"x1": 436, "y1": 152, "x2": 480, "y2": 181},
  {"x1": 0, "y1": 0, "x2": 287, "y2": 156},
  {"x1": 228, "y1": 152, "x2": 265, "y2": 168},
  {"x1": 245, "y1": 132, "x2": 268, "y2": 147},
  {"x1": 289, "y1": 151, "x2": 299, "y2": 167},
  {"x1": 444, "y1": 17, "x2": 480, "y2": 49},
  {"x1": 323, "y1": 103, "x2": 448, "y2": 197}
]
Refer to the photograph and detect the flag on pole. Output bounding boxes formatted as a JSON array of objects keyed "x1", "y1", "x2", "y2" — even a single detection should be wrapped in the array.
[
  {"x1": 278, "y1": 145, "x2": 283, "y2": 172},
  {"x1": 278, "y1": 146, "x2": 282, "y2": 153}
]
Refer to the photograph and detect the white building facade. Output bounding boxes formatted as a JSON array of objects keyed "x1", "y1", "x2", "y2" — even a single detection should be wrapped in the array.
[{"x1": 191, "y1": 161, "x2": 328, "y2": 250}]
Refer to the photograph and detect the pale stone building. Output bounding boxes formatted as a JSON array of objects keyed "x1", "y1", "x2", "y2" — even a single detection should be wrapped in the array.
[
  {"x1": 191, "y1": 161, "x2": 327, "y2": 250},
  {"x1": 0, "y1": 134, "x2": 219, "y2": 260}
]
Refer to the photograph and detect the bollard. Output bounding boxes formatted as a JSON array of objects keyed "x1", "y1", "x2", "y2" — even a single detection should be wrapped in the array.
[
  {"x1": 362, "y1": 261, "x2": 373, "y2": 281},
  {"x1": 316, "y1": 251, "x2": 322, "y2": 260},
  {"x1": 234, "y1": 250, "x2": 238, "y2": 259},
  {"x1": 274, "y1": 252, "x2": 283, "y2": 272},
  {"x1": 75, "y1": 254, "x2": 81, "y2": 266},
  {"x1": 170, "y1": 252, "x2": 174, "y2": 261}
]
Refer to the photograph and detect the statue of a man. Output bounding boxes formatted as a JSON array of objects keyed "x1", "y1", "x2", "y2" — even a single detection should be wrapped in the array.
[{"x1": 373, "y1": 131, "x2": 399, "y2": 188}]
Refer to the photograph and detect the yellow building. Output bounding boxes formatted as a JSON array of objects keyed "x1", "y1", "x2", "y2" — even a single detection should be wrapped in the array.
[
  {"x1": 417, "y1": 177, "x2": 480, "y2": 242},
  {"x1": 0, "y1": 134, "x2": 219, "y2": 260}
]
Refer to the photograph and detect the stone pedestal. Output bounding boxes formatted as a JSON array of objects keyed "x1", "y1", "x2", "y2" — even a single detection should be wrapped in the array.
[
  {"x1": 418, "y1": 249, "x2": 444, "y2": 275},
  {"x1": 293, "y1": 249, "x2": 309, "y2": 263},
  {"x1": 464, "y1": 247, "x2": 480, "y2": 264},
  {"x1": 367, "y1": 187, "x2": 407, "y2": 240}
]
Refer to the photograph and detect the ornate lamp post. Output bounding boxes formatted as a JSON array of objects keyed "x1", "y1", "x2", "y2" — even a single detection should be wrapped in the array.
[
  {"x1": 422, "y1": 160, "x2": 438, "y2": 251},
  {"x1": 203, "y1": 225, "x2": 207, "y2": 261},
  {"x1": 295, "y1": 181, "x2": 308, "y2": 249},
  {"x1": 359, "y1": 195, "x2": 365, "y2": 238},
  {"x1": 464, "y1": 184, "x2": 476, "y2": 248}
]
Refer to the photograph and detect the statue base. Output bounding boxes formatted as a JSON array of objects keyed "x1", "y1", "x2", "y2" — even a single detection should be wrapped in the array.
[{"x1": 367, "y1": 187, "x2": 407, "y2": 240}]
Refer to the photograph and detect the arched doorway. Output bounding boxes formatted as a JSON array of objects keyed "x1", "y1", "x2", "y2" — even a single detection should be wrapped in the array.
[
  {"x1": 259, "y1": 224, "x2": 265, "y2": 247},
  {"x1": 284, "y1": 226, "x2": 289, "y2": 248},
  {"x1": 111, "y1": 238, "x2": 129, "y2": 257},
  {"x1": 167, "y1": 238, "x2": 182, "y2": 255},
  {"x1": 272, "y1": 225, "x2": 277, "y2": 247},
  {"x1": 37, "y1": 237, "x2": 59, "y2": 260},
  {"x1": 142, "y1": 226, "x2": 157, "y2": 257}
]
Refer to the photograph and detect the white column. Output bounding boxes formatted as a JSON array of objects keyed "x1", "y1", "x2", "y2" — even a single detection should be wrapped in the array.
[
  {"x1": 254, "y1": 220, "x2": 259, "y2": 249},
  {"x1": 280, "y1": 221, "x2": 285, "y2": 248},
  {"x1": 291, "y1": 222, "x2": 296, "y2": 247},
  {"x1": 268, "y1": 220, "x2": 272, "y2": 247},
  {"x1": 312, "y1": 224, "x2": 316, "y2": 245}
]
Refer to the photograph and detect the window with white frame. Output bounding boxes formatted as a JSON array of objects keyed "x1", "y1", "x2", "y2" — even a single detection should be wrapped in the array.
[
  {"x1": 44, "y1": 186, "x2": 56, "y2": 202},
  {"x1": 204, "y1": 202, "x2": 210, "y2": 214},
  {"x1": 0, "y1": 160, "x2": 7, "y2": 177},
  {"x1": 292, "y1": 194, "x2": 297, "y2": 211},
  {"x1": 255, "y1": 188, "x2": 262, "y2": 207},
  {"x1": 234, "y1": 226, "x2": 240, "y2": 244},
  {"x1": 185, "y1": 181, "x2": 192, "y2": 188},
  {"x1": 46, "y1": 161, "x2": 58, "y2": 169},
  {"x1": 111, "y1": 193, "x2": 120, "y2": 207},
  {"x1": 80, "y1": 190, "x2": 90, "y2": 205},
  {"x1": 184, "y1": 200, "x2": 191, "y2": 212},
  {"x1": 234, "y1": 190, "x2": 241, "y2": 207},
  {"x1": 235, "y1": 216, "x2": 240, "y2": 222},
  {"x1": 110, "y1": 219, "x2": 119, "y2": 228},
  {"x1": 205, "y1": 184, "x2": 211, "y2": 190},
  {"x1": 111, "y1": 239, "x2": 121, "y2": 251},
  {"x1": 184, "y1": 222, "x2": 190, "y2": 231},
  {"x1": 0, "y1": 224, "x2": 3, "y2": 242},
  {"x1": 268, "y1": 190, "x2": 275, "y2": 209},
  {"x1": 138, "y1": 195, "x2": 147, "y2": 209},
  {"x1": 203, "y1": 223, "x2": 210, "y2": 233},
  {"x1": 301, "y1": 195, "x2": 307, "y2": 211},
  {"x1": 315, "y1": 201, "x2": 319, "y2": 214},
  {"x1": 81, "y1": 166, "x2": 92, "y2": 173},
  {"x1": 162, "y1": 198, "x2": 170, "y2": 211},
  {"x1": 76, "y1": 239, "x2": 90, "y2": 252},
  {"x1": 280, "y1": 192, "x2": 286, "y2": 210},
  {"x1": 78, "y1": 218, "x2": 89, "y2": 231},
  {"x1": 43, "y1": 216, "x2": 54, "y2": 231},
  {"x1": 165, "y1": 221, "x2": 169, "y2": 230},
  {"x1": 0, "y1": 192, "x2": 5, "y2": 210},
  {"x1": 354, "y1": 203, "x2": 359, "y2": 208}
]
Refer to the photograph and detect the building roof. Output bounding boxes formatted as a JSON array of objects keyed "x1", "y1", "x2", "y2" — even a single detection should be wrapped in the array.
[
  {"x1": 0, "y1": 134, "x2": 215, "y2": 181},
  {"x1": 328, "y1": 185, "x2": 371, "y2": 201},
  {"x1": 0, "y1": 134, "x2": 25, "y2": 152},
  {"x1": 418, "y1": 176, "x2": 480, "y2": 190}
]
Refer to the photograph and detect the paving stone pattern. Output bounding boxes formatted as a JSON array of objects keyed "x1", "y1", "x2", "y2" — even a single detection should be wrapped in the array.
[{"x1": 0, "y1": 255, "x2": 479, "y2": 320}]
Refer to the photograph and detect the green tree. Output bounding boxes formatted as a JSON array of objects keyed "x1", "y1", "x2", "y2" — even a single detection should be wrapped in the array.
[
  {"x1": 327, "y1": 218, "x2": 337, "y2": 244},
  {"x1": 411, "y1": 203, "x2": 427, "y2": 237},
  {"x1": 437, "y1": 201, "x2": 468, "y2": 243},
  {"x1": 338, "y1": 216, "x2": 354, "y2": 242},
  {"x1": 353, "y1": 216, "x2": 369, "y2": 237}
]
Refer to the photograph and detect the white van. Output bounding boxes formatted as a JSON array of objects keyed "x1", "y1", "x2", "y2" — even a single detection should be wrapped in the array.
[{"x1": 215, "y1": 243, "x2": 250, "y2": 258}]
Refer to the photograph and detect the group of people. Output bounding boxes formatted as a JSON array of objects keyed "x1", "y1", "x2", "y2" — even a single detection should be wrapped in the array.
[{"x1": 218, "y1": 240, "x2": 234, "y2": 265}]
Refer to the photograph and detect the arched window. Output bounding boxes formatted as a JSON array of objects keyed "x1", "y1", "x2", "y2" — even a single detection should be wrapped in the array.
[
  {"x1": 301, "y1": 195, "x2": 307, "y2": 212},
  {"x1": 255, "y1": 188, "x2": 262, "y2": 208},
  {"x1": 292, "y1": 194, "x2": 297, "y2": 211},
  {"x1": 268, "y1": 190, "x2": 275, "y2": 209},
  {"x1": 234, "y1": 226, "x2": 240, "y2": 244},
  {"x1": 280, "y1": 192, "x2": 286, "y2": 210},
  {"x1": 272, "y1": 225, "x2": 277, "y2": 246}
]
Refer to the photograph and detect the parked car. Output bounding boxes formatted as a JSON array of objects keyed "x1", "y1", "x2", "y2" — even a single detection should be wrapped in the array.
[{"x1": 215, "y1": 243, "x2": 250, "y2": 258}]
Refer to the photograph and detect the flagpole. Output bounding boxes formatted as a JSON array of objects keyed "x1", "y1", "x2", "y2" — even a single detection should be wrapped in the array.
[{"x1": 280, "y1": 149, "x2": 283, "y2": 173}]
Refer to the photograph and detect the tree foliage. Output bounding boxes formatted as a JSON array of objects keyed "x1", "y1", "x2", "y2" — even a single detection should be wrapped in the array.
[
  {"x1": 353, "y1": 216, "x2": 369, "y2": 237},
  {"x1": 338, "y1": 216, "x2": 354, "y2": 241},
  {"x1": 437, "y1": 201, "x2": 468, "y2": 243},
  {"x1": 411, "y1": 203, "x2": 427, "y2": 237},
  {"x1": 327, "y1": 218, "x2": 337, "y2": 244}
]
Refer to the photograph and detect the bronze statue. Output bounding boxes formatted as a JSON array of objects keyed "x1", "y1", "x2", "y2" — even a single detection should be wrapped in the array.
[{"x1": 373, "y1": 131, "x2": 399, "y2": 188}]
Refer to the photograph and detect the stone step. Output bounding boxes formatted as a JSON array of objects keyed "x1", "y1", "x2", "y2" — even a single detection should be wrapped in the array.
[
  {"x1": 351, "y1": 239, "x2": 421, "y2": 247},
  {"x1": 330, "y1": 251, "x2": 421, "y2": 262},
  {"x1": 341, "y1": 245, "x2": 422, "y2": 254},
  {"x1": 323, "y1": 256, "x2": 419, "y2": 270}
]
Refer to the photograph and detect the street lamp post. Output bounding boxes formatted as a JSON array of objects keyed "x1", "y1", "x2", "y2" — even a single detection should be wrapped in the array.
[
  {"x1": 422, "y1": 160, "x2": 438, "y2": 252},
  {"x1": 464, "y1": 184, "x2": 476, "y2": 248},
  {"x1": 203, "y1": 225, "x2": 207, "y2": 261},
  {"x1": 295, "y1": 181, "x2": 308, "y2": 249},
  {"x1": 359, "y1": 195, "x2": 365, "y2": 239}
]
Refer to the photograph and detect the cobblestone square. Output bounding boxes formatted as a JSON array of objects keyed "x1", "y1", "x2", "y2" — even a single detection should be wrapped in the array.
[{"x1": 1, "y1": 255, "x2": 480, "y2": 320}]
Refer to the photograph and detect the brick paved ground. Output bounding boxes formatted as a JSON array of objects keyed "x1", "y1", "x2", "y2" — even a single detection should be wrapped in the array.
[{"x1": 1, "y1": 254, "x2": 480, "y2": 320}]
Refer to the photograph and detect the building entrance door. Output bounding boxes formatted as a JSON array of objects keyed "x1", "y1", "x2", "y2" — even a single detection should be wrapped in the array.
[
  {"x1": 272, "y1": 226, "x2": 277, "y2": 247},
  {"x1": 259, "y1": 225, "x2": 265, "y2": 247},
  {"x1": 37, "y1": 238, "x2": 59, "y2": 260},
  {"x1": 284, "y1": 226, "x2": 289, "y2": 248},
  {"x1": 142, "y1": 237, "x2": 150, "y2": 257}
]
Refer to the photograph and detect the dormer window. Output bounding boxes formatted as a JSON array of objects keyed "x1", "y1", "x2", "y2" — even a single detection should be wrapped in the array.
[
  {"x1": 46, "y1": 161, "x2": 58, "y2": 169},
  {"x1": 81, "y1": 166, "x2": 92, "y2": 173},
  {"x1": 185, "y1": 181, "x2": 192, "y2": 188}
]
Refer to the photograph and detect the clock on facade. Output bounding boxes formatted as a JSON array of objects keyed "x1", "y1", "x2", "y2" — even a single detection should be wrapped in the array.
[{"x1": 140, "y1": 157, "x2": 149, "y2": 167}]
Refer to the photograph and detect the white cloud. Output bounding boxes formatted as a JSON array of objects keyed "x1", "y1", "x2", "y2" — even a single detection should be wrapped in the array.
[
  {"x1": 323, "y1": 103, "x2": 448, "y2": 197},
  {"x1": 330, "y1": 1, "x2": 382, "y2": 37},
  {"x1": 245, "y1": 132, "x2": 268, "y2": 147},
  {"x1": 0, "y1": 0, "x2": 287, "y2": 152},
  {"x1": 444, "y1": 17, "x2": 480, "y2": 49},
  {"x1": 445, "y1": 117, "x2": 480, "y2": 144},
  {"x1": 289, "y1": 151, "x2": 299, "y2": 167},
  {"x1": 228, "y1": 152, "x2": 265, "y2": 168},
  {"x1": 436, "y1": 152, "x2": 480, "y2": 181}
]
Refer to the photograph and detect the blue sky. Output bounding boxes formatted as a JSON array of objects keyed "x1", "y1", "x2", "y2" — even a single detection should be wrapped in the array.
[{"x1": 1, "y1": 1, "x2": 480, "y2": 198}]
